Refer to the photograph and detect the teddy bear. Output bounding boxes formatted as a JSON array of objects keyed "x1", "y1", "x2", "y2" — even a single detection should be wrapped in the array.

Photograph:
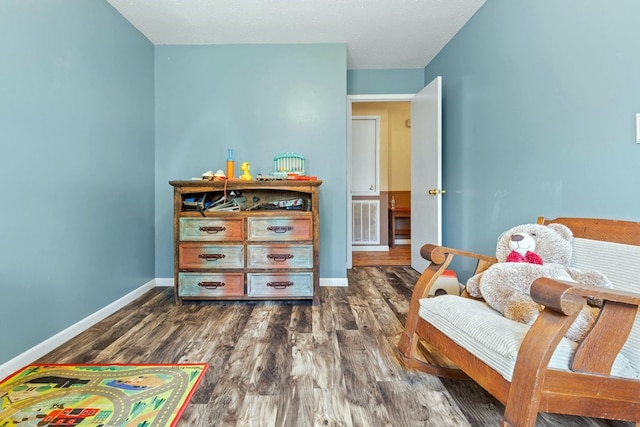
[{"x1": 465, "y1": 223, "x2": 612, "y2": 342}]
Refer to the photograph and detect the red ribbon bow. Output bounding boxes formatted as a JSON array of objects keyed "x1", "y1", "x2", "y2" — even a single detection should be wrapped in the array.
[{"x1": 506, "y1": 250, "x2": 543, "y2": 265}]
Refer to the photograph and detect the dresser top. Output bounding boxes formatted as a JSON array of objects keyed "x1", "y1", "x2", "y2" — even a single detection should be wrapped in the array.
[{"x1": 170, "y1": 179, "x2": 322, "y2": 190}]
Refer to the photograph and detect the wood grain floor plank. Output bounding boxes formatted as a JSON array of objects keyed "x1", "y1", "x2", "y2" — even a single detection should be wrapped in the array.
[
  {"x1": 280, "y1": 333, "x2": 315, "y2": 426},
  {"x1": 175, "y1": 404, "x2": 208, "y2": 427},
  {"x1": 346, "y1": 388, "x2": 393, "y2": 427},
  {"x1": 180, "y1": 340, "x2": 234, "y2": 405},
  {"x1": 236, "y1": 394, "x2": 278, "y2": 427},
  {"x1": 364, "y1": 296, "x2": 405, "y2": 341},
  {"x1": 329, "y1": 299, "x2": 359, "y2": 331},
  {"x1": 312, "y1": 290, "x2": 338, "y2": 339},
  {"x1": 249, "y1": 305, "x2": 291, "y2": 396},
  {"x1": 311, "y1": 331, "x2": 343, "y2": 390},
  {"x1": 203, "y1": 305, "x2": 275, "y2": 423},
  {"x1": 272, "y1": 379, "x2": 314, "y2": 427},
  {"x1": 94, "y1": 316, "x2": 182, "y2": 363},
  {"x1": 313, "y1": 387, "x2": 354, "y2": 427},
  {"x1": 205, "y1": 367, "x2": 248, "y2": 425},
  {"x1": 290, "y1": 331, "x2": 314, "y2": 379},
  {"x1": 335, "y1": 329, "x2": 395, "y2": 426},
  {"x1": 346, "y1": 295, "x2": 404, "y2": 382},
  {"x1": 289, "y1": 303, "x2": 313, "y2": 333},
  {"x1": 377, "y1": 380, "x2": 471, "y2": 427},
  {"x1": 180, "y1": 302, "x2": 253, "y2": 343}
]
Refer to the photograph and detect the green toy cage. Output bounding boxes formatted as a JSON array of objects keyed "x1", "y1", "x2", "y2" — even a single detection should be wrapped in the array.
[{"x1": 272, "y1": 152, "x2": 305, "y2": 177}]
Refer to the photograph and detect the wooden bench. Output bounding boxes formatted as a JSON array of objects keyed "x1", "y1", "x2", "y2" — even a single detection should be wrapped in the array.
[{"x1": 398, "y1": 217, "x2": 640, "y2": 426}]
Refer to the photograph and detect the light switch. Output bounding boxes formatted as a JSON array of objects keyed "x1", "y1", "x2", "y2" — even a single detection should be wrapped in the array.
[{"x1": 637, "y1": 113, "x2": 640, "y2": 144}]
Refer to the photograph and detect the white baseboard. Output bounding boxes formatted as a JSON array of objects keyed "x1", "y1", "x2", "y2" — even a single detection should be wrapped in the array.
[
  {"x1": 0, "y1": 279, "x2": 156, "y2": 381},
  {"x1": 320, "y1": 277, "x2": 348, "y2": 287},
  {"x1": 352, "y1": 245, "x2": 389, "y2": 252},
  {"x1": 155, "y1": 278, "x2": 174, "y2": 287}
]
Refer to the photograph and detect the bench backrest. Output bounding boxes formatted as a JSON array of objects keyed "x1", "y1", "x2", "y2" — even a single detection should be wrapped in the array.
[{"x1": 540, "y1": 217, "x2": 640, "y2": 375}]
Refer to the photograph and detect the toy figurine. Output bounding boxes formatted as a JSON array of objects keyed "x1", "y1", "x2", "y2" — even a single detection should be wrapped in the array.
[{"x1": 239, "y1": 161, "x2": 252, "y2": 181}]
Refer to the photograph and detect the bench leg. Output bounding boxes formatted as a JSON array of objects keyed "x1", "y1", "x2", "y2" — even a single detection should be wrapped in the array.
[{"x1": 501, "y1": 308, "x2": 579, "y2": 427}]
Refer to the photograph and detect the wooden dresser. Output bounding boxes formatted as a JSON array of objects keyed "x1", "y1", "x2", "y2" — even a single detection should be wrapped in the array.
[{"x1": 169, "y1": 180, "x2": 322, "y2": 305}]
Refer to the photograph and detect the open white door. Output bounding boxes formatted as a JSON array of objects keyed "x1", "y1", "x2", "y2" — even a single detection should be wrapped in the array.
[{"x1": 411, "y1": 76, "x2": 443, "y2": 272}]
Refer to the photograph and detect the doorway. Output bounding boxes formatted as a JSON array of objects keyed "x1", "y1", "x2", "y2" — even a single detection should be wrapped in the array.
[
  {"x1": 347, "y1": 94, "x2": 414, "y2": 268},
  {"x1": 347, "y1": 78, "x2": 443, "y2": 272}
]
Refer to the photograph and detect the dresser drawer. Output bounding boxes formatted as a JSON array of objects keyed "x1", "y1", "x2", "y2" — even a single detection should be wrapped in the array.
[
  {"x1": 247, "y1": 273, "x2": 313, "y2": 297},
  {"x1": 247, "y1": 217, "x2": 312, "y2": 242},
  {"x1": 179, "y1": 243, "x2": 244, "y2": 269},
  {"x1": 247, "y1": 244, "x2": 313, "y2": 269},
  {"x1": 178, "y1": 272, "x2": 244, "y2": 297},
  {"x1": 180, "y1": 217, "x2": 244, "y2": 241}
]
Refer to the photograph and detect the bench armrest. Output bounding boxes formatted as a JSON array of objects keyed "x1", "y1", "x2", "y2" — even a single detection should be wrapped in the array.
[
  {"x1": 420, "y1": 243, "x2": 497, "y2": 267},
  {"x1": 399, "y1": 244, "x2": 497, "y2": 364},
  {"x1": 531, "y1": 277, "x2": 640, "y2": 315},
  {"x1": 530, "y1": 277, "x2": 640, "y2": 375}
]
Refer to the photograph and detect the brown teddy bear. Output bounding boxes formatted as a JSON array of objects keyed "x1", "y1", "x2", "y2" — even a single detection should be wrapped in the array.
[{"x1": 465, "y1": 223, "x2": 612, "y2": 342}]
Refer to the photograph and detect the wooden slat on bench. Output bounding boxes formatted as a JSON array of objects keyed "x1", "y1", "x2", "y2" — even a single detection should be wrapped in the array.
[{"x1": 538, "y1": 217, "x2": 640, "y2": 245}]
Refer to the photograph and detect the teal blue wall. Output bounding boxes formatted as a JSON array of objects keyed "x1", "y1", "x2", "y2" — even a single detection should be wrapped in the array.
[
  {"x1": 423, "y1": 0, "x2": 640, "y2": 263},
  {"x1": 12, "y1": 0, "x2": 638, "y2": 367},
  {"x1": 154, "y1": 44, "x2": 348, "y2": 280},
  {"x1": 0, "y1": 1, "x2": 155, "y2": 364},
  {"x1": 347, "y1": 69, "x2": 424, "y2": 94}
]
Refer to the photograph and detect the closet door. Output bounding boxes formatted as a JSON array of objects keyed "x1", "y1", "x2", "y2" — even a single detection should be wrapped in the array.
[{"x1": 351, "y1": 116, "x2": 380, "y2": 196}]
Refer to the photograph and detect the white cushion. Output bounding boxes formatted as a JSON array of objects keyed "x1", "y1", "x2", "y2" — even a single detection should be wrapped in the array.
[
  {"x1": 571, "y1": 238, "x2": 640, "y2": 373},
  {"x1": 418, "y1": 295, "x2": 639, "y2": 382}
]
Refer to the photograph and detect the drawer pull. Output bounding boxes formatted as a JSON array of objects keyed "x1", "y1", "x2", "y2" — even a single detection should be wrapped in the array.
[
  {"x1": 198, "y1": 253, "x2": 226, "y2": 261},
  {"x1": 267, "y1": 225, "x2": 293, "y2": 233},
  {"x1": 267, "y1": 254, "x2": 294, "y2": 262},
  {"x1": 267, "y1": 281, "x2": 294, "y2": 289},
  {"x1": 199, "y1": 226, "x2": 226, "y2": 234},
  {"x1": 198, "y1": 281, "x2": 226, "y2": 289}
]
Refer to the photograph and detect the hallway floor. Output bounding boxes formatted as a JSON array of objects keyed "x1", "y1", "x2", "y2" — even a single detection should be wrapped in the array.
[{"x1": 352, "y1": 244, "x2": 410, "y2": 267}]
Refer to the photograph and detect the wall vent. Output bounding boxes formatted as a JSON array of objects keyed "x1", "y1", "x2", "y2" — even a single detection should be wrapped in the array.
[{"x1": 352, "y1": 200, "x2": 380, "y2": 244}]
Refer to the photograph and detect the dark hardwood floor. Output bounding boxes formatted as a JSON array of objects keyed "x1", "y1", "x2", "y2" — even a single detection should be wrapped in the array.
[{"x1": 36, "y1": 267, "x2": 630, "y2": 427}]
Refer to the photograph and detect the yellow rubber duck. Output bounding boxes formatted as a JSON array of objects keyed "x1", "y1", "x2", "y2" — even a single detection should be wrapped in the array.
[{"x1": 239, "y1": 161, "x2": 252, "y2": 181}]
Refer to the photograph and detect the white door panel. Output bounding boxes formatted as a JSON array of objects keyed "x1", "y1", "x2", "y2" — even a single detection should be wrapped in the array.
[
  {"x1": 411, "y1": 76, "x2": 443, "y2": 272},
  {"x1": 351, "y1": 116, "x2": 380, "y2": 195}
]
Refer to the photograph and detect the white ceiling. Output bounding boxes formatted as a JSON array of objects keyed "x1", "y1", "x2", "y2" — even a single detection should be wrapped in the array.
[{"x1": 107, "y1": 0, "x2": 485, "y2": 70}]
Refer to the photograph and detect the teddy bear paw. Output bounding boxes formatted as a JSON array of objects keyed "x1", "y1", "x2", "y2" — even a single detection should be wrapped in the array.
[{"x1": 503, "y1": 301, "x2": 543, "y2": 324}]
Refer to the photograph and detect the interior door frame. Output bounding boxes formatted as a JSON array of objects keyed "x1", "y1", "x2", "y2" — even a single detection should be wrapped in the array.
[{"x1": 347, "y1": 94, "x2": 415, "y2": 269}]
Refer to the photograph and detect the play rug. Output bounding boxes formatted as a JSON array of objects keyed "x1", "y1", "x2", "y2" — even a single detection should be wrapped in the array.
[{"x1": 0, "y1": 363, "x2": 208, "y2": 427}]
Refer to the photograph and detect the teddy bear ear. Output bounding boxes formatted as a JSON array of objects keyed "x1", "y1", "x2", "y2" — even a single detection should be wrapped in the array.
[{"x1": 547, "y1": 223, "x2": 573, "y2": 242}]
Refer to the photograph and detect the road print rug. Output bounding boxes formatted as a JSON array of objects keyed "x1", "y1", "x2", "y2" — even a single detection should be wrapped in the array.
[{"x1": 0, "y1": 363, "x2": 208, "y2": 427}]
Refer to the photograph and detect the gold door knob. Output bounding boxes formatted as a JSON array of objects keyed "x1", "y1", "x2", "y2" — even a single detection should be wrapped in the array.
[{"x1": 428, "y1": 189, "x2": 446, "y2": 196}]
